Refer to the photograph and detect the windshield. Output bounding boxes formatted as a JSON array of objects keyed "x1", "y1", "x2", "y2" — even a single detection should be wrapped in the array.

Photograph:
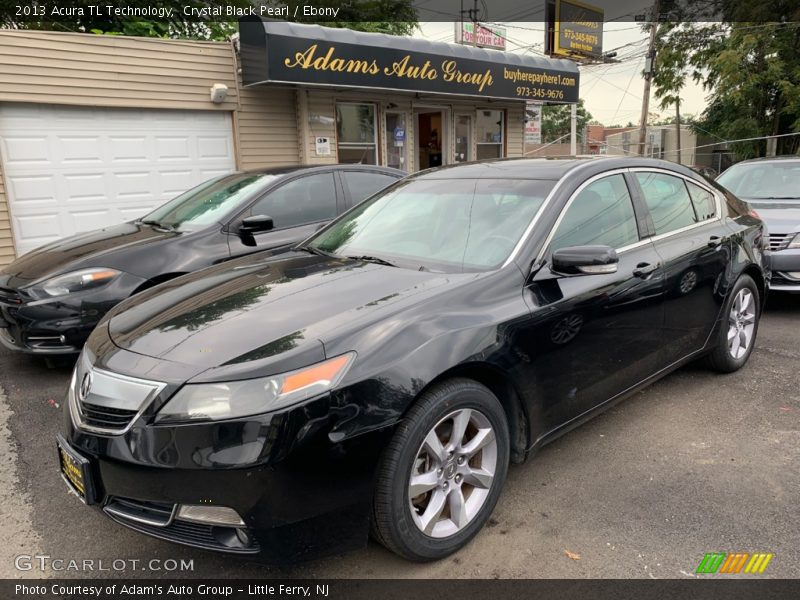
[
  {"x1": 306, "y1": 177, "x2": 555, "y2": 272},
  {"x1": 717, "y1": 162, "x2": 800, "y2": 199},
  {"x1": 140, "y1": 173, "x2": 278, "y2": 231}
]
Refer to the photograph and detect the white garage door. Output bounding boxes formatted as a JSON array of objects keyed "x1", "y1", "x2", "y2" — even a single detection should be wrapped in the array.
[{"x1": 0, "y1": 103, "x2": 236, "y2": 256}]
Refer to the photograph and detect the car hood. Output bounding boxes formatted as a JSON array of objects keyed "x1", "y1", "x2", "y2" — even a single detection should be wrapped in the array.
[
  {"x1": 106, "y1": 251, "x2": 464, "y2": 373},
  {"x1": 0, "y1": 222, "x2": 180, "y2": 288},
  {"x1": 741, "y1": 198, "x2": 800, "y2": 234}
]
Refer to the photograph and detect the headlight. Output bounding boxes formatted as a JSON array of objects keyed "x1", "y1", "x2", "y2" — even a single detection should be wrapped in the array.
[
  {"x1": 27, "y1": 268, "x2": 121, "y2": 299},
  {"x1": 788, "y1": 233, "x2": 800, "y2": 249},
  {"x1": 155, "y1": 352, "x2": 356, "y2": 423}
]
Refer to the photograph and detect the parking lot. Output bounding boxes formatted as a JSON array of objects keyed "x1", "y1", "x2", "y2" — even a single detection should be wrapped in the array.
[{"x1": 1, "y1": 294, "x2": 798, "y2": 579}]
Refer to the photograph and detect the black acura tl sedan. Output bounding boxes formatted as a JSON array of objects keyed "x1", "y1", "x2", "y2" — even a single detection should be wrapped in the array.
[
  {"x1": 0, "y1": 165, "x2": 403, "y2": 356},
  {"x1": 57, "y1": 157, "x2": 767, "y2": 563}
]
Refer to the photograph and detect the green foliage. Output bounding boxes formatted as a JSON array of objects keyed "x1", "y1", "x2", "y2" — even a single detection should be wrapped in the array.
[
  {"x1": 541, "y1": 99, "x2": 593, "y2": 143},
  {"x1": 651, "y1": 0, "x2": 800, "y2": 158}
]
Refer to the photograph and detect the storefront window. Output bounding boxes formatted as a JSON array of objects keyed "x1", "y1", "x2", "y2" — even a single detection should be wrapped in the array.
[
  {"x1": 385, "y1": 112, "x2": 407, "y2": 171},
  {"x1": 455, "y1": 115, "x2": 472, "y2": 163},
  {"x1": 476, "y1": 109, "x2": 504, "y2": 160},
  {"x1": 336, "y1": 103, "x2": 377, "y2": 164}
]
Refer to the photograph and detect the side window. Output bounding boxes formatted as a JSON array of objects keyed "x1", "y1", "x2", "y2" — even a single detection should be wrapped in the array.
[
  {"x1": 635, "y1": 172, "x2": 697, "y2": 235},
  {"x1": 551, "y1": 174, "x2": 640, "y2": 252},
  {"x1": 343, "y1": 171, "x2": 398, "y2": 204},
  {"x1": 248, "y1": 173, "x2": 336, "y2": 230},
  {"x1": 686, "y1": 180, "x2": 717, "y2": 221}
]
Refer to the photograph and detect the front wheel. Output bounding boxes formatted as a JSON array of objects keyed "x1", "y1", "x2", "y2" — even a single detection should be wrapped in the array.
[
  {"x1": 704, "y1": 274, "x2": 760, "y2": 373},
  {"x1": 371, "y1": 379, "x2": 510, "y2": 561}
]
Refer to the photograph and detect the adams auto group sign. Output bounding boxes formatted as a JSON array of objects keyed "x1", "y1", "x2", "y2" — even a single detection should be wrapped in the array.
[{"x1": 240, "y1": 21, "x2": 579, "y2": 103}]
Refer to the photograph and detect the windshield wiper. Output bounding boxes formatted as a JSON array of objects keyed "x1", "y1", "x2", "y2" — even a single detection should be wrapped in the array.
[
  {"x1": 346, "y1": 255, "x2": 397, "y2": 267},
  {"x1": 140, "y1": 219, "x2": 177, "y2": 231},
  {"x1": 296, "y1": 245, "x2": 338, "y2": 258}
]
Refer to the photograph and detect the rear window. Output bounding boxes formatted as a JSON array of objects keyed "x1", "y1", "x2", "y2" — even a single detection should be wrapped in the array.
[{"x1": 343, "y1": 171, "x2": 400, "y2": 204}]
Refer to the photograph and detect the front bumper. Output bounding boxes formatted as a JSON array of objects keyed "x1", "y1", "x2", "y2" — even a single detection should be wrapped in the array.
[
  {"x1": 768, "y1": 249, "x2": 800, "y2": 292},
  {"x1": 60, "y1": 362, "x2": 391, "y2": 562},
  {"x1": 0, "y1": 274, "x2": 144, "y2": 354}
]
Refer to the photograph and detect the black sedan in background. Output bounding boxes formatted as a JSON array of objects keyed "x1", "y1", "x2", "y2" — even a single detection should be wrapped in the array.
[
  {"x1": 716, "y1": 156, "x2": 800, "y2": 292},
  {"x1": 0, "y1": 165, "x2": 403, "y2": 355},
  {"x1": 58, "y1": 157, "x2": 767, "y2": 562}
]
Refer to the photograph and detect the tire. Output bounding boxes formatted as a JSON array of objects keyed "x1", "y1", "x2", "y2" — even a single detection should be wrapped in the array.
[
  {"x1": 371, "y1": 378, "x2": 510, "y2": 561},
  {"x1": 704, "y1": 274, "x2": 760, "y2": 373}
]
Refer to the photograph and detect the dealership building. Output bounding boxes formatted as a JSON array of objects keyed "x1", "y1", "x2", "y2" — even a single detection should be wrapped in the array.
[{"x1": 0, "y1": 20, "x2": 579, "y2": 265}]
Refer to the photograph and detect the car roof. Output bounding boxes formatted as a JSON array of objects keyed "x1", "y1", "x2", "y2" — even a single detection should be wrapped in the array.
[
  {"x1": 729, "y1": 156, "x2": 800, "y2": 166},
  {"x1": 413, "y1": 156, "x2": 701, "y2": 181},
  {"x1": 239, "y1": 164, "x2": 406, "y2": 177}
]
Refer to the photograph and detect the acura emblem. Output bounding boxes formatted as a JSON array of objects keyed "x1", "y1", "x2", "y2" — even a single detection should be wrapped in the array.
[{"x1": 79, "y1": 371, "x2": 93, "y2": 401}]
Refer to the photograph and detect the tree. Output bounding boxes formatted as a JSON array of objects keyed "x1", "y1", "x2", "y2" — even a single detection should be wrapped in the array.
[
  {"x1": 541, "y1": 99, "x2": 593, "y2": 143},
  {"x1": 0, "y1": 0, "x2": 418, "y2": 40},
  {"x1": 650, "y1": 1, "x2": 800, "y2": 159}
]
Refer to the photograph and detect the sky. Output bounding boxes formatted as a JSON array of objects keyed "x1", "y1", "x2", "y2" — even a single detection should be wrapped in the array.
[{"x1": 414, "y1": 22, "x2": 709, "y2": 127}]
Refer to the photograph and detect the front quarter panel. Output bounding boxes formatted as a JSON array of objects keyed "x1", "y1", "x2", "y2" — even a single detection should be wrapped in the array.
[{"x1": 323, "y1": 266, "x2": 534, "y2": 441}]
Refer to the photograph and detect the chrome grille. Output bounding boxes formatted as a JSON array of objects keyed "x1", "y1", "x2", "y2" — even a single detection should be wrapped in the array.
[
  {"x1": 767, "y1": 233, "x2": 792, "y2": 251},
  {"x1": 69, "y1": 352, "x2": 166, "y2": 435},
  {"x1": 80, "y1": 402, "x2": 139, "y2": 430}
]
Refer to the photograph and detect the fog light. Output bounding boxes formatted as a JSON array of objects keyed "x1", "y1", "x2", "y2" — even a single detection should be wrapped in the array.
[{"x1": 176, "y1": 505, "x2": 244, "y2": 527}]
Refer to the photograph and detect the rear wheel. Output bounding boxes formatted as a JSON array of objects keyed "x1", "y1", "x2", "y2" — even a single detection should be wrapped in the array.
[
  {"x1": 704, "y1": 274, "x2": 760, "y2": 373},
  {"x1": 371, "y1": 379, "x2": 510, "y2": 561}
]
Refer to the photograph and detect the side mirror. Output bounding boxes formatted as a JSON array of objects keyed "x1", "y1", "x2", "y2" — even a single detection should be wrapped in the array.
[
  {"x1": 240, "y1": 215, "x2": 274, "y2": 235},
  {"x1": 551, "y1": 245, "x2": 618, "y2": 275}
]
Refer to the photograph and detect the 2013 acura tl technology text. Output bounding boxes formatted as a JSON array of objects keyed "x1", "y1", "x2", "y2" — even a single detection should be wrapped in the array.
[{"x1": 57, "y1": 158, "x2": 767, "y2": 562}]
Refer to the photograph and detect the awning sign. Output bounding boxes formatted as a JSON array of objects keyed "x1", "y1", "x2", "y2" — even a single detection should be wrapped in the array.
[{"x1": 241, "y1": 20, "x2": 579, "y2": 103}]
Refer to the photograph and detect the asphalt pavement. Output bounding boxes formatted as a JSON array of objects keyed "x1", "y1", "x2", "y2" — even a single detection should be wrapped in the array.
[{"x1": 1, "y1": 294, "x2": 798, "y2": 579}]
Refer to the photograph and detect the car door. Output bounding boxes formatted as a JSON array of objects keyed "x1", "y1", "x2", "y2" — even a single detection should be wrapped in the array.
[
  {"x1": 630, "y1": 170, "x2": 731, "y2": 366},
  {"x1": 226, "y1": 171, "x2": 342, "y2": 259},
  {"x1": 520, "y1": 171, "x2": 666, "y2": 431},
  {"x1": 340, "y1": 169, "x2": 402, "y2": 208}
]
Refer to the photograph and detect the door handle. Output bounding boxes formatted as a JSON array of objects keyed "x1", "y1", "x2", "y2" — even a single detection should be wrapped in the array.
[
  {"x1": 633, "y1": 262, "x2": 658, "y2": 278},
  {"x1": 708, "y1": 235, "x2": 723, "y2": 248}
]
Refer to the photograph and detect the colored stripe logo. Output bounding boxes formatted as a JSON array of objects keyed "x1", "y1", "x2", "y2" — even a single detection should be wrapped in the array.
[{"x1": 696, "y1": 552, "x2": 774, "y2": 574}]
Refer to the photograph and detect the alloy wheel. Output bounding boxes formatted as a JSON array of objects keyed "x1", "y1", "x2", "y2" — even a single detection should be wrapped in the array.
[
  {"x1": 728, "y1": 288, "x2": 756, "y2": 359},
  {"x1": 408, "y1": 408, "x2": 498, "y2": 538}
]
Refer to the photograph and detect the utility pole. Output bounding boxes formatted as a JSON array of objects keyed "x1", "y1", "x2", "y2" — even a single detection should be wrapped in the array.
[
  {"x1": 638, "y1": 0, "x2": 659, "y2": 156},
  {"x1": 461, "y1": 0, "x2": 480, "y2": 48}
]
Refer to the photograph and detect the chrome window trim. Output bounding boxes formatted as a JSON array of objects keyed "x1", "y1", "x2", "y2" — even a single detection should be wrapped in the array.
[
  {"x1": 628, "y1": 167, "x2": 724, "y2": 229},
  {"x1": 68, "y1": 362, "x2": 166, "y2": 437},
  {"x1": 534, "y1": 167, "x2": 726, "y2": 266},
  {"x1": 534, "y1": 168, "x2": 633, "y2": 265}
]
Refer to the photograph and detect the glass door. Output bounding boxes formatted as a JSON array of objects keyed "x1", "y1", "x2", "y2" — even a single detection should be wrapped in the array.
[
  {"x1": 385, "y1": 112, "x2": 407, "y2": 171},
  {"x1": 455, "y1": 114, "x2": 472, "y2": 163}
]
